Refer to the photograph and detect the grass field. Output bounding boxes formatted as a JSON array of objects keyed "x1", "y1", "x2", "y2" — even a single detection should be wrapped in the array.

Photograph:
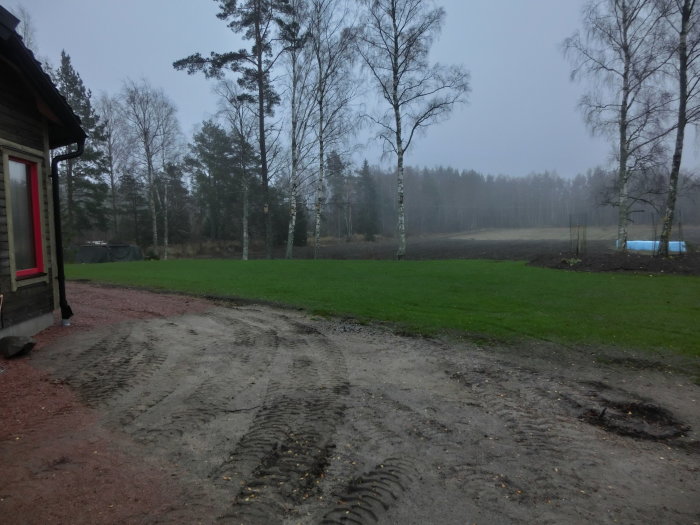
[{"x1": 66, "y1": 259, "x2": 700, "y2": 356}]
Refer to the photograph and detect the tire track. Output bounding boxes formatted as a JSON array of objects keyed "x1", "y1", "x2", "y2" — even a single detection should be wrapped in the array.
[
  {"x1": 320, "y1": 458, "x2": 416, "y2": 524},
  {"x1": 214, "y1": 318, "x2": 349, "y2": 524},
  {"x1": 47, "y1": 327, "x2": 167, "y2": 408},
  {"x1": 446, "y1": 358, "x2": 603, "y2": 523},
  {"x1": 119, "y1": 311, "x2": 281, "y2": 446}
]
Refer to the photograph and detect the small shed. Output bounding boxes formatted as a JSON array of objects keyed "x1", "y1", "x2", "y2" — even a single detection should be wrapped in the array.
[
  {"x1": 76, "y1": 243, "x2": 144, "y2": 263},
  {"x1": 0, "y1": 5, "x2": 85, "y2": 336}
]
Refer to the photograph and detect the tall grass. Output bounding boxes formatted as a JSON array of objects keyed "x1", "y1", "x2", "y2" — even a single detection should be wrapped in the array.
[{"x1": 67, "y1": 259, "x2": 700, "y2": 355}]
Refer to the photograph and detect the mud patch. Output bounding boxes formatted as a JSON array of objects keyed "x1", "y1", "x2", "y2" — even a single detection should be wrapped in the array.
[
  {"x1": 546, "y1": 380, "x2": 694, "y2": 443},
  {"x1": 580, "y1": 400, "x2": 689, "y2": 441},
  {"x1": 595, "y1": 356, "x2": 672, "y2": 372}
]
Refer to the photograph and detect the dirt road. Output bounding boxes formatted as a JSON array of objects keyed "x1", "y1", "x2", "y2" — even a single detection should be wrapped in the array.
[{"x1": 3, "y1": 284, "x2": 699, "y2": 524}]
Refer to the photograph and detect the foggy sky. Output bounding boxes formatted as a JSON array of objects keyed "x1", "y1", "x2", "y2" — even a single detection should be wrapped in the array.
[{"x1": 19, "y1": 0, "x2": 635, "y2": 177}]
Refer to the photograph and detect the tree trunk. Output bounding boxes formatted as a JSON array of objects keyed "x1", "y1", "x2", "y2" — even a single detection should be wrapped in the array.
[
  {"x1": 345, "y1": 197, "x2": 352, "y2": 241},
  {"x1": 396, "y1": 146, "x2": 406, "y2": 259},
  {"x1": 162, "y1": 182, "x2": 169, "y2": 260},
  {"x1": 616, "y1": 31, "x2": 631, "y2": 252},
  {"x1": 149, "y1": 187, "x2": 158, "y2": 256},
  {"x1": 242, "y1": 178, "x2": 249, "y2": 261},
  {"x1": 287, "y1": 51, "x2": 300, "y2": 260},
  {"x1": 314, "y1": 93, "x2": 325, "y2": 259},
  {"x1": 255, "y1": 16, "x2": 272, "y2": 259},
  {"x1": 286, "y1": 180, "x2": 298, "y2": 259},
  {"x1": 392, "y1": 13, "x2": 406, "y2": 260},
  {"x1": 286, "y1": 121, "x2": 298, "y2": 259},
  {"x1": 110, "y1": 170, "x2": 118, "y2": 238},
  {"x1": 105, "y1": 141, "x2": 118, "y2": 239},
  {"x1": 147, "y1": 157, "x2": 158, "y2": 254},
  {"x1": 616, "y1": 178, "x2": 629, "y2": 251},
  {"x1": 659, "y1": 0, "x2": 690, "y2": 257}
]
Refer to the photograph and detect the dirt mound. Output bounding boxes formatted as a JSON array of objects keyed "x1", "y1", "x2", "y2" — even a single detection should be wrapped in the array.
[
  {"x1": 530, "y1": 250, "x2": 700, "y2": 275},
  {"x1": 277, "y1": 233, "x2": 700, "y2": 275}
]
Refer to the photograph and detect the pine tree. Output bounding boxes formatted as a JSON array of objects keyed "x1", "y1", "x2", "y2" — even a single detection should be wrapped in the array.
[
  {"x1": 117, "y1": 171, "x2": 149, "y2": 246},
  {"x1": 326, "y1": 150, "x2": 352, "y2": 239},
  {"x1": 174, "y1": 0, "x2": 292, "y2": 258},
  {"x1": 52, "y1": 51, "x2": 108, "y2": 243},
  {"x1": 158, "y1": 162, "x2": 192, "y2": 246},
  {"x1": 185, "y1": 121, "x2": 237, "y2": 240},
  {"x1": 356, "y1": 160, "x2": 378, "y2": 241}
]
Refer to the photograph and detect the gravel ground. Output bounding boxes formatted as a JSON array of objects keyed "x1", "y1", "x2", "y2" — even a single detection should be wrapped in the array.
[{"x1": 1, "y1": 282, "x2": 699, "y2": 524}]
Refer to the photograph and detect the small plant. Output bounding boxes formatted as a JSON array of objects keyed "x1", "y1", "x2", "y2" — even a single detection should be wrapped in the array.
[{"x1": 562, "y1": 257, "x2": 582, "y2": 267}]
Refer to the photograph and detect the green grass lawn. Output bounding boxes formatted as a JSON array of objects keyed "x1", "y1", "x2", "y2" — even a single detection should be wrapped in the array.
[{"x1": 66, "y1": 259, "x2": 700, "y2": 355}]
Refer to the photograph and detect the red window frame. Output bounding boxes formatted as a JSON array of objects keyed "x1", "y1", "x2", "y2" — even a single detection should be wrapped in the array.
[{"x1": 9, "y1": 156, "x2": 44, "y2": 278}]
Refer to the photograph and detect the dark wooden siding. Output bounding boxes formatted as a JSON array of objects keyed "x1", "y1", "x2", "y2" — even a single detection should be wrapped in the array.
[
  {"x1": 2, "y1": 280, "x2": 53, "y2": 326},
  {"x1": 0, "y1": 58, "x2": 55, "y2": 330},
  {"x1": 0, "y1": 59, "x2": 44, "y2": 150}
]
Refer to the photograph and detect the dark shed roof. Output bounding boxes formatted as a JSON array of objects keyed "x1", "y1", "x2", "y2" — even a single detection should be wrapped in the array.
[{"x1": 0, "y1": 5, "x2": 86, "y2": 148}]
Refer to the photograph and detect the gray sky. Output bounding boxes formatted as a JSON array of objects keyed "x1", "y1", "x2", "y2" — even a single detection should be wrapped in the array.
[{"x1": 21, "y1": 0, "x2": 620, "y2": 177}]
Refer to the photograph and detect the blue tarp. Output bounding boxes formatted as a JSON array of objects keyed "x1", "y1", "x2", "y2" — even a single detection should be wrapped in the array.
[{"x1": 618, "y1": 240, "x2": 687, "y2": 253}]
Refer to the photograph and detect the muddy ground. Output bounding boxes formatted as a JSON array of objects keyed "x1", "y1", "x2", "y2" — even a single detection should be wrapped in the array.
[
  {"x1": 2, "y1": 281, "x2": 699, "y2": 524},
  {"x1": 281, "y1": 228, "x2": 700, "y2": 275}
]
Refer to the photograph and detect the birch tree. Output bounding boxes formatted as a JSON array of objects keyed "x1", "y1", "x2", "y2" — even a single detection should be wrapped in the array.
[
  {"x1": 308, "y1": 0, "x2": 358, "y2": 257},
  {"x1": 657, "y1": 0, "x2": 700, "y2": 256},
  {"x1": 96, "y1": 93, "x2": 127, "y2": 238},
  {"x1": 120, "y1": 79, "x2": 180, "y2": 257},
  {"x1": 565, "y1": 0, "x2": 672, "y2": 251},
  {"x1": 357, "y1": 0, "x2": 469, "y2": 259},
  {"x1": 174, "y1": 0, "x2": 291, "y2": 259},
  {"x1": 217, "y1": 80, "x2": 260, "y2": 260},
  {"x1": 157, "y1": 122, "x2": 184, "y2": 260},
  {"x1": 279, "y1": 0, "x2": 318, "y2": 258}
]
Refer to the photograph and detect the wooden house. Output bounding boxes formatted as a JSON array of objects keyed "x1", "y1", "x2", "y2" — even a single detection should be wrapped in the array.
[{"x1": 0, "y1": 5, "x2": 85, "y2": 337}]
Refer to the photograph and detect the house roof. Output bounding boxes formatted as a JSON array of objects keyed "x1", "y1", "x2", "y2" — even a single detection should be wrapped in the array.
[{"x1": 0, "y1": 5, "x2": 86, "y2": 149}]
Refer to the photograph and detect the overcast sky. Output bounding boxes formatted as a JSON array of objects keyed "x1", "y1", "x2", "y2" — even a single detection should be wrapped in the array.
[{"x1": 17, "y1": 0, "x2": 639, "y2": 177}]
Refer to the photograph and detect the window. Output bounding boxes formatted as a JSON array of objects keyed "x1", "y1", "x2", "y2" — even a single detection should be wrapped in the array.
[{"x1": 8, "y1": 157, "x2": 44, "y2": 278}]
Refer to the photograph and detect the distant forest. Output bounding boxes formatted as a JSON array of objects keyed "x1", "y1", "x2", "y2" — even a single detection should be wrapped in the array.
[
  {"x1": 104, "y1": 154, "x2": 700, "y2": 251},
  {"x1": 319, "y1": 162, "x2": 700, "y2": 241}
]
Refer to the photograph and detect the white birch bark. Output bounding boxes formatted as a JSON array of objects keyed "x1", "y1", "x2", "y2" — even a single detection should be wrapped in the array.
[
  {"x1": 120, "y1": 79, "x2": 180, "y2": 257},
  {"x1": 309, "y1": 0, "x2": 357, "y2": 258},
  {"x1": 162, "y1": 182, "x2": 169, "y2": 260},
  {"x1": 659, "y1": 0, "x2": 697, "y2": 256},
  {"x1": 565, "y1": 1, "x2": 672, "y2": 253},
  {"x1": 357, "y1": 0, "x2": 469, "y2": 259}
]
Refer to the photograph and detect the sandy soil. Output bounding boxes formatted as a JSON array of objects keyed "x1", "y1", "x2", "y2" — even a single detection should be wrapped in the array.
[{"x1": 2, "y1": 283, "x2": 698, "y2": 524}]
